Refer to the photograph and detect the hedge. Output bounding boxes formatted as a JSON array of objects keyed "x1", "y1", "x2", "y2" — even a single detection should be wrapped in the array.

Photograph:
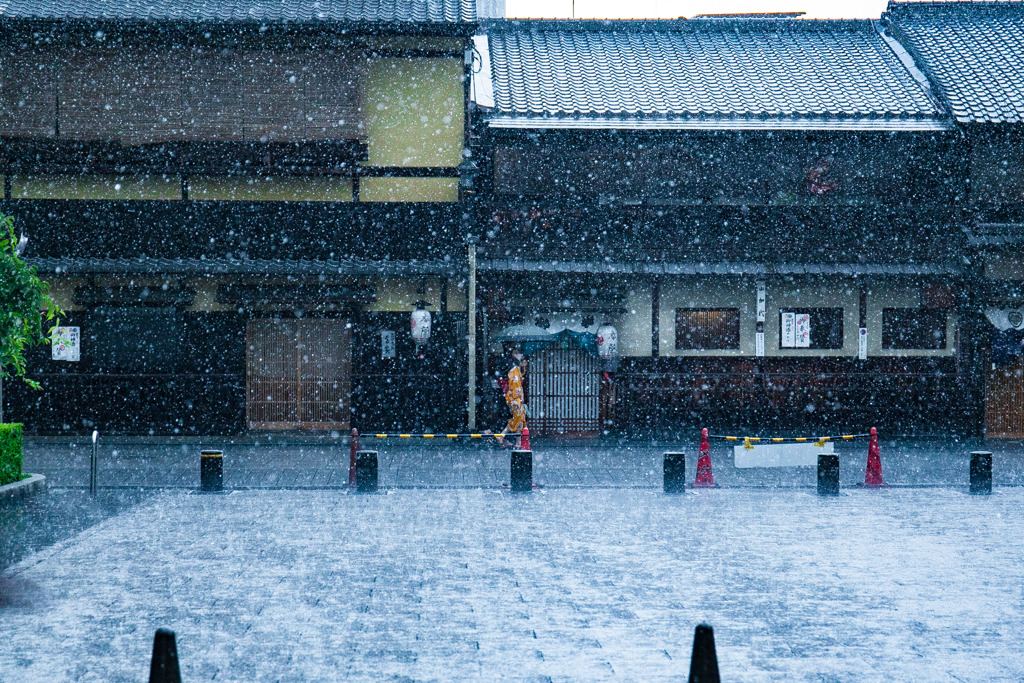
[{"x1": 0, "y1": 423, "x2": 23, "y2": 486}]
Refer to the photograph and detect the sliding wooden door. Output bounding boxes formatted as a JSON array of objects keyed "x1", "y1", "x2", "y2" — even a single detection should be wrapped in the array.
[{"x1": 246, "y1": 319, "x2": 351, "y2": 430}]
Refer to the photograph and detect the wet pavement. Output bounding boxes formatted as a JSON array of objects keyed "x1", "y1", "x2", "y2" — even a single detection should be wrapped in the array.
[
  {"x1": 22, "y1": 435, "x2": 1024, "y2": 489},
  {"x1": 5, "y1": 437, "x2": 1024, "y2": 680},
  {"x1": 0, "y1": 488, "x2": 152, "y2": 573},
  {"x1": 2, "y1": 487, "x2": 1023, "y2": 681}
]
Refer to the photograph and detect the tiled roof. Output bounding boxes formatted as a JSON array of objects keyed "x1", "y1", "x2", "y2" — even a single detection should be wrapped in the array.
[
  {"x1": 0, "y1": 0, "x2": 475, "y2": 24},
  {"x1": 886, "y1": 2, "x2": 1024, "y2": 122},
  {"x1": 484, "y1": 19, "x2": 946, "y2": 130},
  {"x1": 26, "y1": 257, "x2": 462, "y2": 276},
  {"x1": 479, "y1": 259, "x2": 962, "y2": 276}
]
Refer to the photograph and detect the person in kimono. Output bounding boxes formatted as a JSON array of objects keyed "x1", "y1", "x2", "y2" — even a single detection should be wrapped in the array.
[{"x1": 494, "y1": 348, "x2": 528, "y2": 447}]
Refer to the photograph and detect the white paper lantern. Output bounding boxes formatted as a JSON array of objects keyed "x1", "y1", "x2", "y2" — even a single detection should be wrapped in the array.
[
  {"x1": 411, "y1": 307, "x2": 432, "y2": 344},
  {"x1": 596, "y1": 323, "x2": 618, "y2": 359}
]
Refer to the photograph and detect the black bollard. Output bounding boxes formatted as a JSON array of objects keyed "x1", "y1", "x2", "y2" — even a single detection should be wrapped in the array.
[
  {"x1": 149, "y1": 628, "x2": 181, "y2": 683},
  {"x1": 511, "y1": 450, "x2": 532, "y2": 492},
  {"x1": 687, "y1": 623, "x2": 720, "y2": 683},
  {"x1": 356, "y1": 450, "x2": 378, "y2": 493},
  {"x1": 970, "y1": 451, "x2": 992, "y2": 494},
  {"x1": 664, "y1": 452, "x2": 686, "y2": 494},
  {"x1": 200, "y1": 450, "x2": 223, "y2": 492},
  {"x1": 817, "y1": 453, "x2": 840, "y2": 496}
]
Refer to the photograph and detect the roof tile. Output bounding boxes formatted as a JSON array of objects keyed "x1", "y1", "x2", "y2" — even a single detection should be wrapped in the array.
[
  {"x1": 0, "y1": 0, "x2": 476, "y2": 23},
  {"x1": 887, "y1": 1, "x2": 1024, "y2": 123},
  {"x1": 486, "y1": 20, "x2": 942, "y2": 127}
]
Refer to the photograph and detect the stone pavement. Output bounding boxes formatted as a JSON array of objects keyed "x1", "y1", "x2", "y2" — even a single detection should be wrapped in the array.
[
  {"x1": 2, "y1": 487, "x2": 1023, "y2": 681},
  {"x1": 23, "y1": 435, "x2": 1024, "y2": 489}
]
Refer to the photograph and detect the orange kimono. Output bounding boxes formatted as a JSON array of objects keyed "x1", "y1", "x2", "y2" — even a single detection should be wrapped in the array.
[{"x1": 503, "y1": 364, "x2": 526, "y2": 435}]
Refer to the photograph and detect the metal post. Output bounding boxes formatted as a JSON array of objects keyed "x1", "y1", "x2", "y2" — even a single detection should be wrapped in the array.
[
  {"x1": 356, "y1": 450, "x2": 378, "y2": 493},
  {"x1": 349, "y1": 428, "x2": 359, "y2": 489},
  {"x1": 200, "y1": 450, "x2": 224, "y2": 492},
  {"x1": 90, "y1": 430, "x2": 98, "y2": 495},
  {"x1": 663, "y1": 452, "x2": 686, "y2": 494},
  {"x1": 817, "y1": 453, "x2": 840, "y2": 496},
  {"x1": 511, "y1": 449, "x2": 532, "y2": 492},
  {"x1": 467, "y1": 237, "x2": 477, "y2": 430},
  {"x1": 970, "y1": 451, "x2": 992, "y2": 494},
  {"x1": 150, "y1": 628, "x2": 182, "y2": 683}
]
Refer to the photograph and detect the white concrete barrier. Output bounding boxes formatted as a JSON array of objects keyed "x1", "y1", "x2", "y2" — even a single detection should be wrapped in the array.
[{"x1": 734, "y1": 442, "x2": 834, "y2": 468}]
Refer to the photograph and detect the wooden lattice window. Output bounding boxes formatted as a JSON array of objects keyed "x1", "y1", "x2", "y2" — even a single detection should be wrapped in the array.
[
  {"x1": 246, "y1": 319, "x2": 351, "y2": 430},
  {"x1": 676, "y1": 308, "x2": 741, "y2": 350}
]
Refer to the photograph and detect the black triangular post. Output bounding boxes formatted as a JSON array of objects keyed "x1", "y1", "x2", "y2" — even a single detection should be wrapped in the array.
[
  {"x1": 688, "y1": 623, "x2": 720, "y2": 683},
  {"x1": 149, "y1": 628, "x2": 182, "y2": 683}
]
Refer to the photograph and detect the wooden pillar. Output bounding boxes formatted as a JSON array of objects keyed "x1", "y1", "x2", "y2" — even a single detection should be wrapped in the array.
[
  {"x1": 651, "y1": 278, "x2": 660, "y2": 358},
  {"x1": 467, "y1": 238, "x2": 478, "y2": 430}
]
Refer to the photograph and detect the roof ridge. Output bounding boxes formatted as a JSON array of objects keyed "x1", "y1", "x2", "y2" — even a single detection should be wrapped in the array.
[{"x1": 486, "y1": 18, "x2": 880, "y2": 33}]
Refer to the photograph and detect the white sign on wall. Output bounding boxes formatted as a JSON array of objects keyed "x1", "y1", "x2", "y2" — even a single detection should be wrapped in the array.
[
  {"x1": 380, "y1": 330, "x2": 396, "y2": 359},
  {"x1": 858, "y1": 327, "x2": 868, "y2": 360},
  {"x1": 756, "y1": 282, "x2": 766, "y2": 357},
  {"x1": 781, "y1": 312, "x2": 796, "y2": 347},
  {"x1": 794, "y1": 313, "x2": 811, "y2": 348},
  {"x1": 52, "y1": 326, "x2": 80, "y2": 361},
  {"x1": 781, "y1": 312, "x2": 811, "y2": 348}
]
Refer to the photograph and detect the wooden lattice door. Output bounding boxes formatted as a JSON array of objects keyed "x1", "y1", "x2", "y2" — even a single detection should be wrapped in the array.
[
  {"x1": 530, "y1": 347, "x2": 600, "y2": 436},
  {"x1": 986, "y1": 354, "x2": 1024, "y2": 437},
  {"x1": 246, "y1": 319, "x2": 351, "y2": 430}
]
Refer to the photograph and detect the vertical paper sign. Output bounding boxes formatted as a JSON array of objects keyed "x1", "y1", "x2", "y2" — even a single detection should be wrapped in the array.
[
  {"x1": 52, "y1": 326, "x2": 80, "y2": 361},
  {"x1": 781, "y1": 312, "x2": 796, "y2": 348},
  {"x1": 755, "y1": 281, "x2": 766, "y2": 358},
  {"x1": 795, "y1": 314, "x2": 811, "y2": 348},
  {"x1": 380, "y1": 330, "x2": 396, "y2": 359},
  {"x1": 858, "y1": 327, "x2": 868, "y2": 360}
]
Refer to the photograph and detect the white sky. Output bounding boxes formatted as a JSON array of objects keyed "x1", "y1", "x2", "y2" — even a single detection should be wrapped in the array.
[{"x1": 506, "y1": 0, "x2": 890, "y2": 19}]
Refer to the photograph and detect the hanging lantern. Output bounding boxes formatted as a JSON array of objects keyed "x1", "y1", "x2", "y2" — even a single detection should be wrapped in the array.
[
  {"x1": 411, "y1": 304, "x2": 432, "y2": 345},
  {"x1": 596, "y1": 323, "x2": 618, "y2": 359}
]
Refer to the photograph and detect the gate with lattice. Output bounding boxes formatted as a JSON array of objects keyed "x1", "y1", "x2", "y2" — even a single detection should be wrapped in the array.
[
  {"x1": 530, "y1": 347, "x2": 600, "y2": 436},
  {"x1": 986, "y1": 354, "x2": 1024, "y2": 437}
]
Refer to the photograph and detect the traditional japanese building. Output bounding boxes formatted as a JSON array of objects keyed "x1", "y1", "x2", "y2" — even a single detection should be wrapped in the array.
[
  {"x1": 2, "y1": 0, "x2": 478, "y2": 434},
  {"x1": 886, "y1": 0, "x2": 1024, "y2": 437},
  {"x1": 469, "y1": 17, "x2": 979, "y2": 436},
  {"x1": 8, "y1": 1, "x2": 1024, "y2": 438}
]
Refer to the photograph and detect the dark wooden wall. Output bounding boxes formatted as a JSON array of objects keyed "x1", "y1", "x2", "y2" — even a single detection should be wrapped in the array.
[{"x1": 7, "y1": 309, "x2": 468, "y2": 436}]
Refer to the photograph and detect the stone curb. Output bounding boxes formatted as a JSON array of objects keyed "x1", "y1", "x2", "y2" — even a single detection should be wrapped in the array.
[{"x1": 0, "y1": 473, "x2": 47, "y2": 501}]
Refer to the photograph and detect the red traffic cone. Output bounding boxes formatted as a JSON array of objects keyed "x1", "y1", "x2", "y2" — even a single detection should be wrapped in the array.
[
  {"x1": 520, "y1": 425, "x2": 531, "y2": 451},
  {"x1": 864, "y1": 427, "x2": 884, "y2": 487},
  {"x1": 694, "y1": 428, "x2": 716, "y2": 487}
]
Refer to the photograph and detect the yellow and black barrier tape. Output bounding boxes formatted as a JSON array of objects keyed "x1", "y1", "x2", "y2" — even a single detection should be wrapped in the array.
[
  {"x1": 711, "y1": 432, "x2": 872, "y2": 449},
  {"x1": 370, "y1": 433, "x2": 505, "y2": 439}
]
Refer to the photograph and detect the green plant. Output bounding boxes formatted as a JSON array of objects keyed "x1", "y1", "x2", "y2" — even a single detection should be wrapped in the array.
[
  {"x1": 0, "y1": 211, "x2": 62, "y2": 394},
  {"x1": 0, "y1": 423, "x2": 23, "y2": 486}
]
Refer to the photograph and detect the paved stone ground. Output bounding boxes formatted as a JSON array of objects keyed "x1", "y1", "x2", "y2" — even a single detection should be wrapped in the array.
[
  {"x1": 0, "y1": 489, "x2": 150, "y2": 571},
  {"x1": 2, "y1": 487, "x2": 1023, "y2": 681},
  {"x1": 23, "y1": 436, "x2": 1024, "y2": 489}
]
